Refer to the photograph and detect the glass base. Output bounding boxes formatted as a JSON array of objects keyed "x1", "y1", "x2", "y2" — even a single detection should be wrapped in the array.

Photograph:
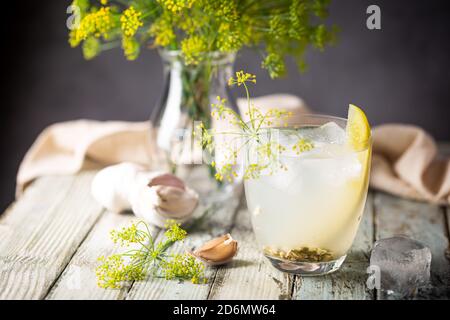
[{"x1": 265, "y1": 254, "x2": 347, "y2": 276}]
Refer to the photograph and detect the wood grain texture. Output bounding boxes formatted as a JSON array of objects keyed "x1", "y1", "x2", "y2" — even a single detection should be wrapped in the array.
[
  {"x1": 293, "y1": 193, "x2": 375, "y2": 300},
  {"x1": 208, "y1": 207, "x2": 294, "y2": 300},
  {"x1": 46, "y1": 211, "x2": 160, "y2": 300},
  {"x1": 374, "y1": 192, "x2": 450, "y2": 299},
  {"x1": 0, "y1": 172, "x2": 103, "y2": 299}
]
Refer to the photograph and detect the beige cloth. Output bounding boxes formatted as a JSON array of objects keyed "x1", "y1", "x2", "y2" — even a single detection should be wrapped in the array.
[
  {"x1": 16, "y1": 94, "x2": 449, "y2": 204},
  {"x1": 371, "y1": 124, "x2": 449, "y2": 204},
  {"x1": 16, "y1": 120, "x2": 153, "y2": 195}
]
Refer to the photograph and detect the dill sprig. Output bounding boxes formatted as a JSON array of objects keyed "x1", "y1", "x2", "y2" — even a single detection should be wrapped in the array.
[
  {"x1": 197, "y1": 70, "x2": 314, "y2": 182},
  {"x1": 96, "y1": 220, "x2": 206, "y2": 289}
]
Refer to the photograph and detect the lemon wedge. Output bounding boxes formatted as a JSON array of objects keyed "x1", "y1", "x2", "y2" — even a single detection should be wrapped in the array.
[{"x1": 346, "y1": 104, "x2": 371, "y2": 151}]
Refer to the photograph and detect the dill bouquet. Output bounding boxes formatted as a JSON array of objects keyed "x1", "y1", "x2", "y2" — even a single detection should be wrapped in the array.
[{"x1": 69, "y1": 0, "x2": 336, "y2": 78}]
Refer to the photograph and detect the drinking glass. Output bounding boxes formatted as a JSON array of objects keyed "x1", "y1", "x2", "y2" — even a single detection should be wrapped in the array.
[{"x1": 243, "y1": 114, "x2": 371, "y2": 275}]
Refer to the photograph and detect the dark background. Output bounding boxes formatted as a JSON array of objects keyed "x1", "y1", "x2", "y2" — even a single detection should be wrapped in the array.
[{"x1": 1, "y1": 0, "x2": 449, "y2": 212}]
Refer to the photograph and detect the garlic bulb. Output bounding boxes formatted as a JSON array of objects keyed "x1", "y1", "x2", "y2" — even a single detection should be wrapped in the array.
[
  {"x1": 91, "y1": 162, "x2": 143, "y2": 213},
  {"x1": 192, "y1": 234, "x2": 238, "y2": 265},
  {"x1": 91, "y1": 163, "x2": 199, "y2": 227}
]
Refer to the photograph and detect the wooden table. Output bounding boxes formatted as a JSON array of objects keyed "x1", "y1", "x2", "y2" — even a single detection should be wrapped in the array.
[{"x1": 1, "y1": 147, "x2": 449, "y2": 300}]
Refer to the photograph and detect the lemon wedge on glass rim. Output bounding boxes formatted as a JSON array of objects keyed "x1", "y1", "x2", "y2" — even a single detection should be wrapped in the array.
[
  {"x1": 346, "y1": 104, "x2": 371, "y2": 151},
  {"x1": 345, "y1": 104, "x2": 371, "y2": 197}
]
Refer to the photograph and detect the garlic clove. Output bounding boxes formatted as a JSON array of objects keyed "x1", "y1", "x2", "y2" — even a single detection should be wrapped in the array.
[
  {"x1": 130, "y1": 173, "x2": 199, "y2": 228},
  {"x1": 149, "y1": 173, "x2": 185, "y2": 190},
  {"x1": 192, "y1": 234, "x2": 238, "y2": 265},
  {"x1": 154, "y1": 185, "x2": 198, "y2": 215}
]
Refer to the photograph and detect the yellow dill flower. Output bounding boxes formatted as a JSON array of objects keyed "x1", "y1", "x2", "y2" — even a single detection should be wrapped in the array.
[
  {"x1": 181, "y1": 35, "x2": 207, "y2": 64},
  {"x1": 158, "y1": 0, "x2": 195, "y2": 14},
  {"x1": 110, "y1": 222, "x2": 146, "y2": 245},
  {"x1": 164, "y1": 221, "x2": 187, "y2": 242},
  {"x1": 96, "y1": 254, "x2": 145, "y2": 289},
  {"x1": 100, "y1": 0, "x2": 108, "y2": 5},
  {"x1": 292, "y1": 139, "x2": 314, "y2": 155},
  {"x1": 82, "y1": 36, "x2": 101, "y2": 60},
  {"x1": 75, "y1": 7, "x2": 115, "y2": 42},
  {"x1": 216, "y1": 23, "x2": 242, "y2": 52},
  {"x1": 262, "y1": 52, "x2": 286, "y2": 78},
  {"x1": 228, "y1": 70, "x2": 256, "y2": 86},
  {"x1": 149, "y1": 15, "x2": 176, "y2": 46},
  {"x1": 160, "y1": 254, "x2": 206, "y2": 284},
  {"x1": 122, "y1": 37, "x2": 140, "y2": 60},
  {"x1": 120, "y1": 6, "x2": 143, "y2": 38},
  {"x1": 68, "y1": 30, "x2": 79, "y2": 47}
]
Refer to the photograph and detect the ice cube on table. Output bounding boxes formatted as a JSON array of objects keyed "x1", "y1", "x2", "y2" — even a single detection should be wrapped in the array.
[{"x1": 370, "y1": 235, "x2": 431, "y2": 299}]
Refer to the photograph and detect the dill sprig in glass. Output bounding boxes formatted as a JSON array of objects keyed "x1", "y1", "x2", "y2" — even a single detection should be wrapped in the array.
[
  {"x1": 197, "y1": 70, "x2": 314, "y2": 182},
  {"x1": 96, "y1": 220, "x2": 206, "y2": 289}
]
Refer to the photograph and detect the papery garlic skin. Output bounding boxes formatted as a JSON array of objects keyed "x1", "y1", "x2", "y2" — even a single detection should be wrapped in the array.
[
  {"x1": 91, "y1": 162, "x2": 143, "y2": 213},
  {"x1": 130, "y1": 173, "x2": 199, "y2": 228},
  {"x1": 192, "y1": 233, "x2": 238, "y2": 265},
  {"x1": 91, "y1": 163, "x2": 199, "y2": 228}
]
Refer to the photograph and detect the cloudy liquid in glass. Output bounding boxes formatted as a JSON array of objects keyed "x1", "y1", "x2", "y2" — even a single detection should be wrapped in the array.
[{"x1": 244, "y1": 122, "x2": 371, "y2": 261}]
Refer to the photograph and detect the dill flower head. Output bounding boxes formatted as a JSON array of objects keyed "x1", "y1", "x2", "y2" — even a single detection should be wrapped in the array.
[
  {"x1": 74, "y1": 6, "x2": 116, "y2": 44},
  {"x1": 161, "y1": 254, "x2": 206, "y2": 284},
  {"x1": 122, "y1": 37, "x2": 140, "y2": 60},
  {"x1": 110, "y1": 222, "x2": 146, "y2": 245},
  {"x1": 158, "y1": 0, "x2": 195, "y2": 14},
  {"x1": 269, "y1": 14, "x2": 288, "y2": 39},
  {"x1": 181, "y1": 35, "x2": 207, "y2": 65},
  {"x1": 228, "y1": 70, "x2": 256, "y2": 87},
  {"x1": 292, "y1": 139, "x2": 314, "y2": 155},
  {"x1": 262, "y1": 53, "x2": 286, "y2": 79},
  {"x1": 96, "y1": 255, "x2": 145, "y2": 289},
  {"x1": 120, "y1": 6, "x2": 144, "y2": 37},
  {"x1": 149, "y1": 14, "x2": 176, "y2": 47},
  {"x1": 82, "y1": 36, "x2": 101, "y2": 60},
  {"x1": 216, "y1": 23, "x2": 242, "y2": 52},
  {"x1": 164, "y1": 221, "x2": 187, "y2": 242}
]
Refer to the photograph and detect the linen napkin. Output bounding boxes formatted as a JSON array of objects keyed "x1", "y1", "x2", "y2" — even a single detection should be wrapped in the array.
[
  {"x1": 16, "y1": 94, "x2": 449, "y2": 204},
  {"x1": 371, "y1": 124, "x2": 449, "y2": 204}
]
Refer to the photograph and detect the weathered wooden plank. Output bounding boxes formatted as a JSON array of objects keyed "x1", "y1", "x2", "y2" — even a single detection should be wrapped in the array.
[
  {"x1": 46, "y1": 210, "x2": 160, "y2": 300},
  {"x1": 0, "y1": 176, "x2": 75, "y2": 254},
  {"x1": 293, "y1": 193, "x2": 374, "y2": 300},
  {"x1": 208, "y1": 206, "x2": 294, "y2": 300},
  {"x1": 374, "y1": 192, "x2": 450, "y2": 299},
  {"x1": 0, "y1": 172, "x2": 103, "y2": 299},
  {"x1": 126, "y1": 195, "x2": 241, "y2": 300}
]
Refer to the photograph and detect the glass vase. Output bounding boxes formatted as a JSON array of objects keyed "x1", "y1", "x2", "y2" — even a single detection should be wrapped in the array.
[{"x1": 149, "y1": 50, "x2": 240, "y2": 200}]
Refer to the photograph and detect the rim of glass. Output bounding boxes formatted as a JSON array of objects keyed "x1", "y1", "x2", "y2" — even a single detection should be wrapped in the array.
[{"x1": 245, "y1": 113, "x2": 373, "y2": 152}]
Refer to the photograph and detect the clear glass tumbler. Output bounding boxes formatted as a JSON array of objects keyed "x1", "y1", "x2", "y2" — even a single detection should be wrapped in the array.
[{"x1": 244, "y1": 114, "x2": 372, "y2": 275}]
